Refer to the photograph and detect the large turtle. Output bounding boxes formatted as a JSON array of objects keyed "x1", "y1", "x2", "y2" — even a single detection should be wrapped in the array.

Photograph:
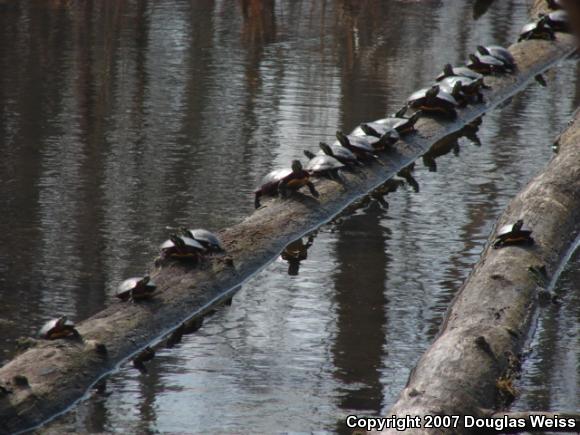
[
  {"x1": 38, "y1": 316, "x2": 80, "y2": 340},
  {"x1": 436, "y1": 64, "x2": 484, "y2": 82},
  {"x1": 318, "y1": 142, "x2": 359, "y2": 167},
  {"x1": 303, "y1": 150, "x2": 345, "y2": 180},
  {"x1": 254, "y1": 160, "x2": 319, "y2": 208},
  {"x1": 476, "y1": 45, "x2": 516, "y2": 71},
  {"x1": 160, "y1": 235, "x2": 206, "y2": 260},
  {"x1": 116, "y1": 276, "x2": 156, "y2": 301},
  {"x1": 493, "y1": 219, "x2": 534, "y2": 248},
  {"x1": 407, "y1": 85, "x2": 459, "y2": 118}
]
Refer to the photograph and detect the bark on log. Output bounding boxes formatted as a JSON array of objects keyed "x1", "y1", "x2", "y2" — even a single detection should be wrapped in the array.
[
  {"x1": 378, "y1": 90, "x2": 580, "y2": 434},
  {"x1": 0, "y1": 4, "x2": 576, "y2": 435}
]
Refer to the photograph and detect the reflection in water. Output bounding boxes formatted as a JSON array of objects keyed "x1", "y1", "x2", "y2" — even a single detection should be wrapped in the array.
[
  {"x1": 0, "y1": 0, "x2": 579, "y2": 433},
  {"x1": 281, "y1": 234, "x2": 316, "y2": 276}
]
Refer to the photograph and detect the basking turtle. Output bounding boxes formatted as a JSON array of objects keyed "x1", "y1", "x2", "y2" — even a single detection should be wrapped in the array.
[
  {"x1": 493, "y1": 219, "x2": 534, "y2": 248},
  {"x1": 185, "y1": 229, "x2": 224, "y2": 253},
  {"x1": 467, "y1": 53, "x2": 509, "y2": 74},
  {"x1": 518, "y1": 19, "x2": 556, "y2": 42},
  {"x1": 347, "y1": 127, "x2": 397, "y2": 151},
  {"x1": 439, "y1": 76, "x2": 486, "y2": 104},
  {"x1": 160, "y1": 235, "x2": 206, "y2": 260},
  {"x1": 407, "y1": 85, "x2": 458, "y2": 118},
  {"x1": 254, "y1": 160, "x2": 319, "y2": 209},
  {"x1": 540, "y1": 10, "x2": 570, "y2": 32},
  {"x1": 303, "y1": 150, "x2": 345, "y2": 180},
  {"x1": 319, "y1": 142, "x2": 359, "y2": 166},
  {"x1": 436, "y1": 64, "x2": 484, "y2": 82},
  {"x1": 476, "y1": 45, "x2": 516, "y2": 71},
  {"x1": 546, "y1": 0, "x2": 564, "y2": 10},
  {"x1": 116, "y1": 276, "x2": 156, "y2": 301},
  {"x1": 38, "y1": 316, "x2": 80, "y2": 340},
  {"x1": 335, "y1": 131, "x2": 383, "y2": 163}
]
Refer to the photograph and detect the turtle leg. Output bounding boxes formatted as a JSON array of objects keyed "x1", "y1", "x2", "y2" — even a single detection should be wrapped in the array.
[
  {"x1": 306, "y1": 181, "x2": 319, "y2": 198},
  {"x1": 254, "y1": 192, "x2": 262, "y2": 209},
  {"x1": 278, "y1": 180, "x2": 289, "y2": 199}
]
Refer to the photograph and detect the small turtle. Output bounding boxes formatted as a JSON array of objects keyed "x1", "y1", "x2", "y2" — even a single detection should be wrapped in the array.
[
  {"x1": 540, "y1": 10, "x2": 570, "y2": 33},
  {"x1": 335, "y1": 131, "x2": 383, "y2": 163},
  {"x1": 303, "y1": 150, "x2": 345, "y2": 180},
  {"x1": 518, "y1": 20, "x2": 556, "y2": 42},
  {"x1": 254, "y1": 160, "x2": 318, "y2": 209},
  {"x1": 347, "y1": 127, "x2": 398, "y2": 151},
  {"x1": 476, "y1": 45, "x2": 516, "y2": 71},
  {"x1": 546, "y1": 0, "x2": 564, "y2": 10},
  {"x1": 38, "y1": 316, "x2": 80, "y2": 340},
  {"x1": 436, "y1": 64, "x2": 483, "y2": 82},
  {"x1": 467, "y1": 53, "x2": 509, "y2": 74},
  {"x1": 160, "y1": 235, "x2": 206, "y2": 260},
  {"x1": 183, "y1": 229, "x2": 224, "y2": 253},
  {"x1": 116, "y1": 276, "x2": 156, "y2": 301},
  {"x1": 318, "y1": 142, "x2": 359, "y2": 166},
  {"x1": 407, "y1": 85, "x2": 458, "y2": 118},
  {"x1": 439, "y1": 76, "x2": 486, "y2": 104},
  {"x1": 493, "y1": 219, "x2": 534, "y2": 248}
]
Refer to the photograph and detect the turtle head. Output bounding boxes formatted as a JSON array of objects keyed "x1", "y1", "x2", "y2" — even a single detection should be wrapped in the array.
[
  {"x1": 468, "y1": 54, "x2": 479, "y2": 64},
  {"x1": 56, "y1": 316, "x2": 68, "y2": 328},
  {"x1": 303, "y1": 150, "x2": 316, "y2": 160},
  {"x1": 361, "y1": 124, "x2": 380, "y2": 138},
  {"x1": 394, "y1": 105, "x2": 408, "y2": 118},
  {"x1": 319, "y1": 142, "x2": 333, "y2": 156},
  {"x1": 140, "y1": 276, "x2": 150, "y2": 287},
  {"x1": 291, "y1": 160, "x2": 303, "y2": 172},
  {"x1": 170, "y1": 235, "x2": 186, "y2": 250},
  {"x1": 443, "y1": 64, "x2": 454, "y2": 77},
  {"x1": 451, "y1": 82, "x2": 463, "y2": 97},
  {"x1": 476, "y1": 45, "x2": 489, "y2": 56},
  {"x1": 408, "y1": 110, "x2": 423, "y2": 125},
  {"x1": 335, "y1": 131, "x2": 349, "y2": 147},
  {"x1": 426, "y1": 86, "x2": 439, "y2": 99}
]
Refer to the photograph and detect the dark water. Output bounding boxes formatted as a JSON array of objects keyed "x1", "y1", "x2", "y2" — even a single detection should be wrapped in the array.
[{"x1": 0, "y1": 1, "x2": 578, "y2": 433}]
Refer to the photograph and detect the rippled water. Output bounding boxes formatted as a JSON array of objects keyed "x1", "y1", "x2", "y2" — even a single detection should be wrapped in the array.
[{"x1": 0, "y1": 1, "x2": 578, "y2": 433}]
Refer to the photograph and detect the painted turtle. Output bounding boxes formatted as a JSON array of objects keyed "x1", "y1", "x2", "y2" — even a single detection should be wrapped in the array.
[
  {"x1": 493, "y1": 219, "x2": 534, "y2": 248},
  {"x1": 467, "y1": 53, "x2": 509, "y2": 74},
  {"x1": 518, "y1": 19, "x2": 556, "y2": 42},
  {"x1": 407, "y1": 85, "x2": 458, "y2": 118},
  {"x1": 116, "y1": 276, "x2": 156, "y2": 301},
  {"x1": 347, "y1": 127, "x2": 397, "y2": 151},
  {"x1": 476, "y1": 45, "x2": 516, "y2": 71},
  {"x1": 184, "y1": 229, "x2": 224, "y2": 253},
  {"x1": 318, "y1": 142, "x2": 359, "y2": 166},
  {"x1": 335, "y1": 131, "x2": 382, "y2": 163},
  {"x1": 38, "y1": 316, "x2": 80, "y2": 340},
  {"x1": 546, "y1": 0, "x2": 564, "y2": 9},
  {"x1": 254, "y1": 160, "x2": 318, "y2": 209},
  {"x1": 540, "y1": 10, "x2": 570, "y2": 32},
  {"x1": 303, "y1": 150, "x2": 345, "y2": 179},
  {"x1": 439, "y1": 76, "x2": 486, "y2": 104},
  {"x1": 436, "y1": 64, "x2": 483, "y2": 82},
  {"x1": 160, "y1": 235, "x2": 206, "y2": 260}
]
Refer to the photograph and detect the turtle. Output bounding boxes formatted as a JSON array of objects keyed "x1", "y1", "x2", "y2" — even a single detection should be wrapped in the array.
[
  {"x1": 436, "y1": 64, "x2": 483, "y2": 82},
  {"x1": 518, "y1": 19, "x2": 556, "y2": 42},
  {"x1": 546, "y1": 0, "x2": 564, "y2": 10},
  {"x1": 540, "y1": 10, "x2": 570, "y2": 32},
  {"x1": 407, "y1": 85, "x2": 458, "y2": 118},
  {"x1": 254, "y1": 160, "x2": 318, "y2": 209},
  {"x1": 184, "y1": 229, "x2": 224, "y2": 253},
  {"x1": 303, "y1": 150, "x2": 345, "y2": 180},
  {"x1": 476, "y1": 45, "x2": 516, "y2": 71},
  {"x1": 493, "y1": 219, "x2": 534, "y2": 248},
  {"x1": 160, "y1": 234, "x2": 206, "y2": 260},
  {"x1": 38, "y1": 316, "x2": 80, "y2": 340},
  {"x1": 438, "y1": 76, "x2": 486, "y2": 104},
  {"x1": 346, "y1": 127, "x2": 397, "y2": 151},
  {"x1": 318, "y1": 142, "x2": 359, "y2": 166},
  {"x1": 116, "y1": 276, "x2": 156, "y2": 301},
  {"x1": 334, "y1": 131, "x2": 383, "y2": 163},
  {"x1": 467, "y1": 53, "x2": 509, "y2": 74}
]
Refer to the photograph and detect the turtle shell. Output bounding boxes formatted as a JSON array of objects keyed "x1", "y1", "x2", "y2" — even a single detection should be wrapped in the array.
[
  {"x1": 408, "y1": 87, "x2": 458, "y2": 110},
  {"x1": 305, "y1": 155, "x2": 344, "y2": 173},
  {"x1": 116, "y1": 276, "x2": 156, "y2": 301},
  {"x1": 545, "y1": 10, "x2": 570, "y2": 32},
  {"x1": 160, "y1": 236, "x2": 205, "y2": 257},
  {"x1": 318, "y1": 143, "x2": 358, "y2": 164},
  {"x1": 493, "y1": 220, "x2": 534, "y2": 248},
  {"x1": 436, "y1": 66, "x2": 483, "y2": 82},
  {"x1": 38, "y1": 317, "x2": 77, "y2": 340},
  {"x1": 186, "y1": 229, "x2": 224, "y2": 252},
  {"x1": 479, "y1": 45, "x2": 515, "y2": 68},
  {"x1": 519, "y1": 21, "x2": 555, "y2": 41},
  {"x1": 257, "y1": 168, "x2": 292, "y2": 190}
]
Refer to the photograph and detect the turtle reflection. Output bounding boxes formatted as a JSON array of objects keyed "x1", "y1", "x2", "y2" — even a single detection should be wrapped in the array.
[{"x1": 280, "y1": 234, "x2": 315, "y2": 276}]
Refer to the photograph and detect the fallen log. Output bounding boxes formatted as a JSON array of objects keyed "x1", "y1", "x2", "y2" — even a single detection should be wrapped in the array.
[
  {"x1": 378, "y1": 104, "x2": 580, "y2": 433},
  {"x1": 0, "y1": 5, "x2": 576, "y2": 435}
]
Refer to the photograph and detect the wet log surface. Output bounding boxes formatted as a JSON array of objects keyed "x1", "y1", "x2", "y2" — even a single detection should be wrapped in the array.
[{"x1": 0, "y1": 4, "x2": 576, "y2": 434}]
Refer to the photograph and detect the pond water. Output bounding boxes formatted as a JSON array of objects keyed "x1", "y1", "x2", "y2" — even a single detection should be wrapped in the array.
[{"x1": 0, "y1": 1, "x2": 578, "y2": 433}]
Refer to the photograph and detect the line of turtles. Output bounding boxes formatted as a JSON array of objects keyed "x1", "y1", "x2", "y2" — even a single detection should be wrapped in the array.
[{"x1": 36, "y1": 0, "x2": 569, "y2": 363}]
